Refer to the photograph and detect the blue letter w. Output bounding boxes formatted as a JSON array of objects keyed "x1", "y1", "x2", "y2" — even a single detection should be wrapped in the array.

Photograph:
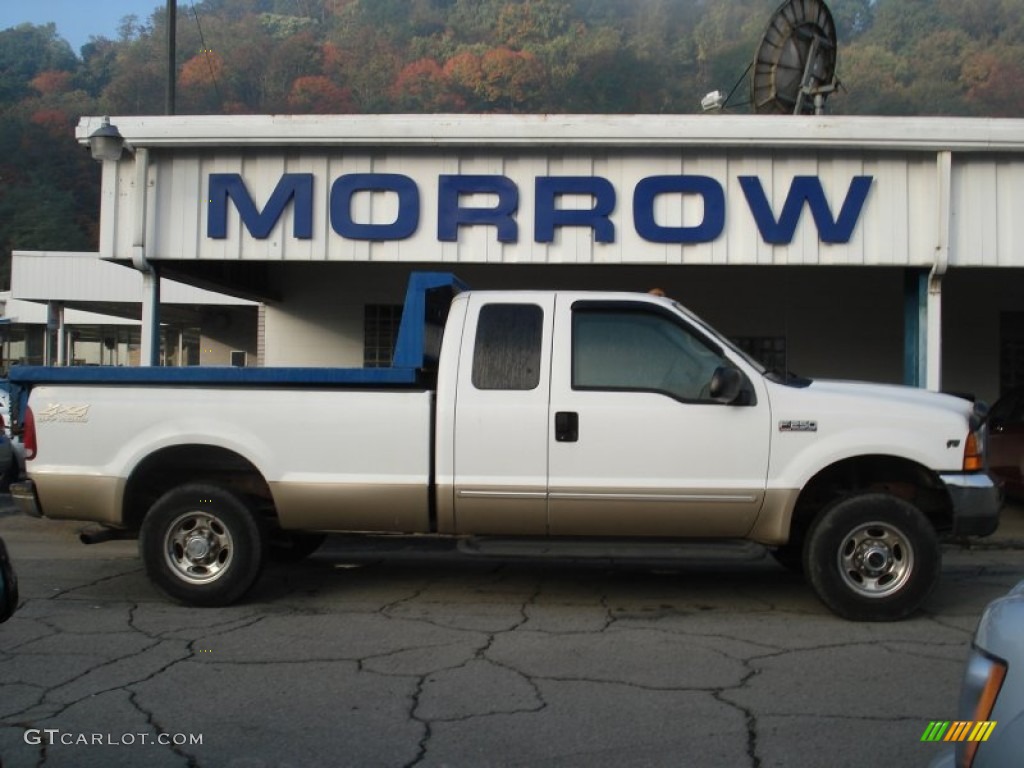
[{"x1": 740, "y1": 175, "x2": 873, "y2": 245}]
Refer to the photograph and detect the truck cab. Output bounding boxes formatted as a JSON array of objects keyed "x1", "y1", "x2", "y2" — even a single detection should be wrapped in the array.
[{"x1": 438, "y1": 291, "x2": 771, "y2": 539}]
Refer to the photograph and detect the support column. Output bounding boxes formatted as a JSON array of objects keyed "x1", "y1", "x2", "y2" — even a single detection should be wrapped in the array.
[
  {"x1": 130, "y1": 146, "x2": 161, "y2": 367},
  {"x1": 927, "y1": 150, "x2": 953, "y2": 393},
  {"x1": 903, "y1": 268, "x2": 928, "y2": 387},
  {"x1": 45, "y1": 302, "x2": 65, "y2": 367},
  {"x1": 139, "y1": 266, "x2": 161, "y2": 366},
  {"x1": 926, "y1": 269, "x2": 943, "y2": 391}
]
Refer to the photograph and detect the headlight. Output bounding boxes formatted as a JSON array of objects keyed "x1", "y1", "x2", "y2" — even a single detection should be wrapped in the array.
[{"x1": 956, "y1": 646, "x2": 1007, "y2": 767}]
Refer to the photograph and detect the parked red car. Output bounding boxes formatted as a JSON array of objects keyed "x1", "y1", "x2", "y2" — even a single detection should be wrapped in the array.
[{"x1": 987, "y1": 386, "x2": 1024, "y2": 499}]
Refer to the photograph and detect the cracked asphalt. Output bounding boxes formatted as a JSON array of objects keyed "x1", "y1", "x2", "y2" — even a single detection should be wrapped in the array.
[{"x1": 1, "y1": 503, "x2": 1022, "y2": 768}]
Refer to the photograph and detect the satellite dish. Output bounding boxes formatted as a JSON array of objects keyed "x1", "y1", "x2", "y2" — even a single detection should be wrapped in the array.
[{"x1": 751, "y1": 0, "x2": 838, "y2": 115}]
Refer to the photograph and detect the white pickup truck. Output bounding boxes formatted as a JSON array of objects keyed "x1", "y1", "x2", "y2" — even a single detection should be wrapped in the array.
[{"x1": 8, "y1": 273, "x2": 1000, "y2": 620}]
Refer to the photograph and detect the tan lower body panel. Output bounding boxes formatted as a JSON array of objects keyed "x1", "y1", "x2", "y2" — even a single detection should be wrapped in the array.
[
  {"x1": 746, "y1": 488, "x2": 801, "y2": 546},
  {"x1": 547, "y1": 487, "x2": 765, "y2": 537},
  {"x1": 270, "y1": 482, "x2": 430, "y2": 533},
  {"x1": 450, "y1": 486, "x2": 548, "y2": 536},
  {"x1": 447, "y1": 485, "x2": 774, "y2": 538},
  {"x1": 30, "y1": 474, "x2": 798, "y2": 544},
  {"x1": 32, "y1": 473, "x2": 126, "y2": 526}
]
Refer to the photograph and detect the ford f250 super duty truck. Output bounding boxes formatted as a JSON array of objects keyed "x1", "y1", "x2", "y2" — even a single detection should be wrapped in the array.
[{"x1": 7, "y1": 273, "x2": 1001, "y2": 621}]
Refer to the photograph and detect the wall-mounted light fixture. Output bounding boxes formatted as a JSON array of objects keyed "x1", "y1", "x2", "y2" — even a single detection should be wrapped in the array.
[{"x1": 88, "y1": 116, "x2": 127, "y2": 161}]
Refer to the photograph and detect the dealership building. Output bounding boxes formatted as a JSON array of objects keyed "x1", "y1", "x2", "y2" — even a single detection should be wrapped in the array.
[
  {"x1": 2, "y1": 251, "x2": 257, "y2": 372},
  {"x1": 9, "y1": 113, "x2": 1023, "y2": 404}
]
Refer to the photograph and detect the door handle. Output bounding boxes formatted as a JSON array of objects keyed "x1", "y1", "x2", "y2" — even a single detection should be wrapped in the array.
[{"x1": 555, "y1": 411, "x2": 579, "y2": 442}]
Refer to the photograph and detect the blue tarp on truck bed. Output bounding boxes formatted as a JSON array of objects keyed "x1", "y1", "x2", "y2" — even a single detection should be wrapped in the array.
[
  {"x1": 4, "y1": 271, "x2": 469, "y2": 420},
  {"x1": 7, "y1": 271, "x2": 468, "y2": 388},
  {"x1": 7, "y1": 365, "x2": 423, "y2": 386}
]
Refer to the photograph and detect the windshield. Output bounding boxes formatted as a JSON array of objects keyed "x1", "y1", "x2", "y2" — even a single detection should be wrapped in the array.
[
  {"x1": 670, "y1": 300, "x2": 812, "y2": 387},
  {"x1": 670, "y1": 301, "x2": 767, "y2": 374}
]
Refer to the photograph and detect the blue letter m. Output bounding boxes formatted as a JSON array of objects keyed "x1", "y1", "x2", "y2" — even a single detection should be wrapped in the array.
[
  {"x1": 740, "y1": 175, "x2": 873, "y2": 245},
  {"x1": 208, "y1": 173, "x2": 313, "y2": 239}
]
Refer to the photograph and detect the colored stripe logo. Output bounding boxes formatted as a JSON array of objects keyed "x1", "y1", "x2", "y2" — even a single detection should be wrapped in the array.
[{"x1": 921, "y1": 721, "x2": 997, "y2": 742}]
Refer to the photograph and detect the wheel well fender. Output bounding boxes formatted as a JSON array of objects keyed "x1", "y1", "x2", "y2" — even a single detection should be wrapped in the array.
[
  {"x1": 788, "y1": 455, "x2": 952, "y2": 541},
  {"x1": 122, "y1": 444, "x2": 274, "y2": 532}
]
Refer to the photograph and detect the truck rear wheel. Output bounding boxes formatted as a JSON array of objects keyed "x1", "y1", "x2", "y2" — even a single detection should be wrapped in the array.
[
  {"x1": 803, "y1": 493, "x2": 940, "y2": 621},
  {"x1": 139, "y1": 484, "x2": 265, "y2": 607}
]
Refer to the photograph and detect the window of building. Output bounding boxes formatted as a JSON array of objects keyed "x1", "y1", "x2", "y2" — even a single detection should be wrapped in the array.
[
  {"x1": 1000, "y1": 312, "x2": 1024, "y2": 394},
  {"x1": 364, "y1": 304, "x2": 403, "y2": 368},
  {"x1": 572, "y1": 307, "x2": 727, "y2": 401},
  {"x1": 472, "y1": 304, "x2": 543, "y2": 390},
  {"x1": 733, "y1": 336, "x2": 787, "y2": 374}
]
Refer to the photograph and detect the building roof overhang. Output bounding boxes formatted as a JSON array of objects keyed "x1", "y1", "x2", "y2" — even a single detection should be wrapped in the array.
[{"x1": 76, "y1": 114, "x2": 1024, "y2": 154}]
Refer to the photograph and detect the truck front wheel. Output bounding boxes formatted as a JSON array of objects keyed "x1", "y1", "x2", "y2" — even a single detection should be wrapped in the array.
[
  {"x1": 803, "y1": 493, "x2": 940, "y2": 621},
  {"x1": 139, "y1": 484, "x2": 266, "y2": 607}
]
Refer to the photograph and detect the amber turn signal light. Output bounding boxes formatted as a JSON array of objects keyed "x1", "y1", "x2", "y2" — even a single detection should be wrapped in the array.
[{"x1": 962, "y1": 432, "x2": 983, "y2": 472}]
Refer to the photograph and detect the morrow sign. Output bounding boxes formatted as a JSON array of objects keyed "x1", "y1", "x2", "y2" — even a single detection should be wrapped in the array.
[{"x1": 208, "y1": 173, "x2": 874, "y2": 246}]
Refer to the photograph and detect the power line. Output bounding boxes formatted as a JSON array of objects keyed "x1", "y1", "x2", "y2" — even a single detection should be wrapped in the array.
[{"x1": 189, "y1": 1, "x2": 224, "y2": 109}]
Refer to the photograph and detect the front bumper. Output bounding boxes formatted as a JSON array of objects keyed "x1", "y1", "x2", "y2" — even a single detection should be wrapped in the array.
[{"x1": 940, "y1": 472, "x2": 1002, "y2": 537}]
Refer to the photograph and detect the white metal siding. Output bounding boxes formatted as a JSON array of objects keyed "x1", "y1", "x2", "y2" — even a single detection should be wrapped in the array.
[
  {"x1": 10, "y1": 251, "x2": 257, "y2": 305},
  {"x1": 951, "y1": 158, "x2": 1024, "y2": 267},
  {"x1": 82, "y1": 114, "x2": 1024, "y2": 270},
  {"x1": 105, "y1": 147, "x2": 963, "y2": 268}
]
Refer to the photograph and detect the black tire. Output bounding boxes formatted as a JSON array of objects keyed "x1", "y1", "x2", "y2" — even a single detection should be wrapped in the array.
[
  {"x1": 0, "y1": 536, "x2": 19, "y2": 623},
  {"x1": 139, "y1": 483, "x2": 266, "y2": 607},
  {"x1": 803, "y1": 493, "x2": 940, "y2": 621},
  {"x1": 267, "y1": 531, "x2": 327, "y2": 563},
  {"x1": 769, "y1": 541, "x2": 804, "y2": 574}
]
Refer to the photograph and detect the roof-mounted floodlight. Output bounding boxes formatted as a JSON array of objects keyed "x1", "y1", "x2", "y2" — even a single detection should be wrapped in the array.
[{"x1": 88, "y1": 116, "x2": 127, "y2": 161}]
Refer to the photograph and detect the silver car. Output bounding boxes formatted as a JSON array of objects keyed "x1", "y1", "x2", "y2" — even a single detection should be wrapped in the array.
[{"x1": 930, "y1": 580, "x2": 1024, "y2": 767}]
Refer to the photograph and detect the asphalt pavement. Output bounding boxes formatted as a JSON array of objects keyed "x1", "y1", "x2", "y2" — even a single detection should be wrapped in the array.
[{"x1": 0, "y1": 495, "x2": 1022, "y2": 768}]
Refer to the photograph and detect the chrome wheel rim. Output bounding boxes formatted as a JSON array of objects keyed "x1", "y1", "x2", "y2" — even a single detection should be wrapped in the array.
[
  {"x1": 163, "y1": 510, "x2": 234, "y2": 585},
  {"x1": 837, "y1": 520, "x2": 914, "y2": 598}
]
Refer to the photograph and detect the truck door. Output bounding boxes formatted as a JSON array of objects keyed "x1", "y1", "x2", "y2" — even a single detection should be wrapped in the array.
[
  {"x1": 451, "y1": 294, "x2": 555, "y2": 535},
  {"x1": 546, "y1": 298, "x2": 771, "y2": 537}
]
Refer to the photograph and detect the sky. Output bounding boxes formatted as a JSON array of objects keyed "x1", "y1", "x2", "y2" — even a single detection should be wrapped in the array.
[{"x1": 0, "y1": 0, "x2": 165, "y2": 53}]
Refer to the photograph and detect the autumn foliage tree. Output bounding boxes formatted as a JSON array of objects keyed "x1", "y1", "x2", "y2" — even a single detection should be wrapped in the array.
[
  {"x1": 288, "y1": 75, "x2": 354, "y2": 112},
  {"x1": 179, "y1": 50, "x2": 224, "y2": 112},
  {"x1": 4, "y1": 0, "x2": 1024, "y2": 285},
  {"x1": 961, "y1": 49, "x2": 1024, "y2": 117},
  {"x1": 391, "y1": 58, "x2": 463, "y2": 112}
]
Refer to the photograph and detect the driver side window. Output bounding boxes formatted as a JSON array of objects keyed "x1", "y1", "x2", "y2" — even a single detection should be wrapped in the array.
[{"x1": 572, "y1": 307, "x2": 728, "y2": 401}]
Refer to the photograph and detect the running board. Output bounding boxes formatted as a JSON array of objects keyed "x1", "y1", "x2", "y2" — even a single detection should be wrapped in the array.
[{"x1": 456, "y1": 537, "x2": 766, "y2": 562}]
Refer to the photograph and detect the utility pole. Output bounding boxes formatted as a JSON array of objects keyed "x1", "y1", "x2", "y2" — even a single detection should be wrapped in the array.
[{"x1": 166, "y1": 0, "x2": 176, "y2": 115}]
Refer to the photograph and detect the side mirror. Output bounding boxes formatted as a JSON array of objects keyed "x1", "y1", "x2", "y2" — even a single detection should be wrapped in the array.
[{"x1": 708, "y1": 366, "x2": 744, "y2": 404}]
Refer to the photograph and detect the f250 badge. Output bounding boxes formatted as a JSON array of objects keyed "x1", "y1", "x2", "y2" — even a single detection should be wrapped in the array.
[
  {"x1": 779, "y1": 420, "x2": 817, "y2": 432},
  {"x1": 37, "y1": 404, "x2": 91, "y2": 424}
]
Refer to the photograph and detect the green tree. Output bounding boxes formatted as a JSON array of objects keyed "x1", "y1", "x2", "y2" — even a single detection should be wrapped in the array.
[
  {"x1": 0, "y1": 24, "x2": 78, "y2": 105},
  {"x1": 830, "y1": 0, "x2": 874, "y2": 40},
  {"x1": 838, "y1": 43, "x2": 912, "y2": 114}
]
